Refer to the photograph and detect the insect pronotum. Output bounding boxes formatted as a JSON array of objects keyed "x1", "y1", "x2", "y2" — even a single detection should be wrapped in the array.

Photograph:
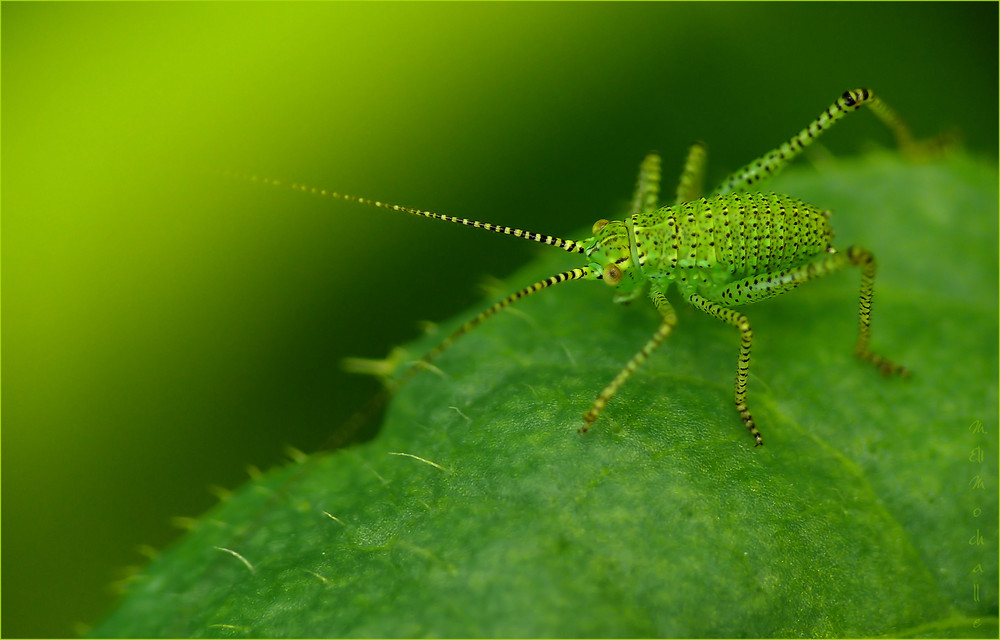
[{"x1": 240, "y1": 88, "x2": 929, "y2": 447}]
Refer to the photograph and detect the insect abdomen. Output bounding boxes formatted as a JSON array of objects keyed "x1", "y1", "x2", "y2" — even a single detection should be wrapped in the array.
[{"x1": 632, "y1": 192, "x2": 833, "y2": 282}]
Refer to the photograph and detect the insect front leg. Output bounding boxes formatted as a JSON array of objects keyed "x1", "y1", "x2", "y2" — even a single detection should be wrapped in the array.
[
  {"x1": 328, "y1": 268, "x2": 594, "y2": 450},
  {"x1": 580, "y1": 287, "x2": 677, "y2": 433}
]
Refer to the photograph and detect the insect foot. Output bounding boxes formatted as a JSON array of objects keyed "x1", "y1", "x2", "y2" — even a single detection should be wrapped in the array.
[
  {"x1": 845, "y1": 245, "x2": 911, "y2": 379},
  {"x1": 735, "y1": 402, "x2": 764, "y2": 448}
]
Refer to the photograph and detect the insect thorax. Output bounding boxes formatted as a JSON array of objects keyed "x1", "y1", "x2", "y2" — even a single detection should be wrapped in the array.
[{"x1": 631, "y1": 192, "x2": 833, "y2": 293}]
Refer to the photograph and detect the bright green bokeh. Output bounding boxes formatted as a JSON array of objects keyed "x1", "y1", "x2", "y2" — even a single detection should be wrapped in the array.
[{"x1": 3, "y1": 3, "x2": 997, "y2": 636}]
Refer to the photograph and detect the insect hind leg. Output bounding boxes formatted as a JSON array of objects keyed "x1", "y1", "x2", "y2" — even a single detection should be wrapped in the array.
[
  {"x1": 705, "y1": 247, "x2": 908, "y2": 377},
  {"x1": 691, "y1": 246, "x2": 907, "y2": 445},
  {"x1": 711, "y1": 88, "x2": 928, "y2": 197},
  {"x1": 845, "y1": 246, "x2": 909, "y2": 377}
]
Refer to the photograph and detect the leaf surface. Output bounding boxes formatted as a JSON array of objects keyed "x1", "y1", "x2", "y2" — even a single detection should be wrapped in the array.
[{"x1": 94, "y1": 152, "x2": 998, "y2": 638}]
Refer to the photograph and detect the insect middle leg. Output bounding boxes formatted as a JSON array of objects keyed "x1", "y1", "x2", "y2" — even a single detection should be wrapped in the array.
[
  {"x1": 580, "y1": 287, "x2": 677, "y2": 433},
  {"x1": 629, "y1": 152, "x2": 662, "y2": 215},
  {"x1": 686, "y1": 293, "x2": 763, "y2": 446},
  {"x1": 674, "y1": 141, "x2": 707, "y2": 205}
]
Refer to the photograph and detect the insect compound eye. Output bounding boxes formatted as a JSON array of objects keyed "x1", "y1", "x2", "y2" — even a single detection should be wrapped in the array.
[
  {"x1": 592, "y1": 219, "x2": 610, "y2": 234},
  {"x1": 603, "y1": 263, "x2": 622, "y2": 286}
]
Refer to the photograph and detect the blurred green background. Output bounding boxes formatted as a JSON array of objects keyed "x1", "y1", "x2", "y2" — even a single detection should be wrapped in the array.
[{"x1": 3, "y1": 3, "x2": 996, "y2": 637}]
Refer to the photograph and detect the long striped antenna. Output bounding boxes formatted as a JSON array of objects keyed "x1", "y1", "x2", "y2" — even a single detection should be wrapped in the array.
[
  {"x1": 225, "y1": 169, "x2": 596, "y2": 449},
  {"x1": 226, "y1": 171, "x2": 589, "y2": 255}
]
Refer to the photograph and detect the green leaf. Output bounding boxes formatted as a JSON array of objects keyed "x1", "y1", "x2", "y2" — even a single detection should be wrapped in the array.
[{"x1": 93, "y1": 152, "x2": 998, "y2": 638}]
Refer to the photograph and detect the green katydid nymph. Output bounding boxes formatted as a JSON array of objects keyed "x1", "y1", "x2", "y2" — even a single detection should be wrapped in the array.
[{"x1": 239, "y1": 88, "x2": 936, "y2": 447}]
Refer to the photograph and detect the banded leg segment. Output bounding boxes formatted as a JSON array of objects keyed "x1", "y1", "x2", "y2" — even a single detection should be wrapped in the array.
[
  {"x1": 394, "y1": 267, "x2": 595, "y2": 390},
  {"x1": 674, "y1": 141, "x2": 707, "y2": 205},
  {"x1": 580, "y1": 288, "x2": 678, "y2": 433},
  {"x1": 630, "y1": 152, "x2": 662, "y2": 215},
  {"x1": 691, "y1": 245, "x2": 908, "y2": 445},
  {"x1": 711, "y1": 88, "x2": 917, "y2": 196},
  {"x1": 847, "y1": 246, "x2": 909, "y2": 376},
  {"x1": 703, "y1": 246, "x2": 907, "y2": 375},
  {"x1": 331, "y1": 267, "x2": 595, "y2": 448},
  {"x1": 708, "y1": 249, "x2": 849, "y2": 307},
  {"x1": 687, "y1": 294, "x2": 763, "y2": 446}
]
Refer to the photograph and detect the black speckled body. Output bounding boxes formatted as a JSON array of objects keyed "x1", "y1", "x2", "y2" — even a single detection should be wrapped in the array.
[
  {"x1": 632, "y1": 192, "x2": 833, "y2": 298},
  {"x1": 252, "y1": 87, "x2": 920, "y2": 446}
]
